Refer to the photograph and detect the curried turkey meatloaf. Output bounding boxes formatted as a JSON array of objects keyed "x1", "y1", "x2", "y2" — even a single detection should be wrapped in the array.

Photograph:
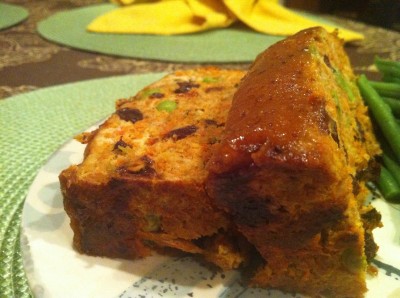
[
  {"x1": 206, "y1": 27, "x2": 381, "y2": 298},
  {"x1": 59, "y1": 67, "x2": 250, "y2": 270},
  {"x1": 60, "y1": 27, "x2": 382, "y2": 298}
]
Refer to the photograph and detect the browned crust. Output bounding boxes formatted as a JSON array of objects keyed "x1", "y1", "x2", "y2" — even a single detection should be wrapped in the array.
[{"x1": 205, "y1": 27, "x2": 381, "y2": 298}]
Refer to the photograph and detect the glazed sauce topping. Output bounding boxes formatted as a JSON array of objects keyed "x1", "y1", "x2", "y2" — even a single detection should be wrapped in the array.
[{"x1": 208, "y1": 29, "x2": 331, "y2": 173}]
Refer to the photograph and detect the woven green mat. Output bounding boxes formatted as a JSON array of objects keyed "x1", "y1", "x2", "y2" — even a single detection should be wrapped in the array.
[
  {"x1": 0, "y1": 73, "x2": 165, "y2": 297},
  {"x1": 0, "y1": 2, "x2": 29, "y2": 31},
  {"x1": 37, "y1": 3, "x2": 337, "y2": 63}
]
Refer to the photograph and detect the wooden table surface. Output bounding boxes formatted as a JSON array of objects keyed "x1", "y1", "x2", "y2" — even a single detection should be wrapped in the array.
[{"x1": 1, "y1": 0, "x2": 399, "y2": 100}]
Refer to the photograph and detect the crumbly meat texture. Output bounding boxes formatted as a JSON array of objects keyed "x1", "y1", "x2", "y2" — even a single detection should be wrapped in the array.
[
  {"x1": 59, "y1": 67, "x2": 249, "y2": 270},
  {"x1": 206, "y1": 27, "x2": 381, "y2": 298}
]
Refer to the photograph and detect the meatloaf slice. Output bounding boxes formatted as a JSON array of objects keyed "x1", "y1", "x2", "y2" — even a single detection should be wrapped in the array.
[
  {"x1": 206, "y1": 27, "x2": 381, "y2": 297},
  {"x1": 60, "y1": 67, "x2": 249, "y2": 270}
]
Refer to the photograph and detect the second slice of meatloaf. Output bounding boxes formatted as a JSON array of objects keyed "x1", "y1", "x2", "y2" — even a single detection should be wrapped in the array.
[
  {"x1": 59, "y1": 67, "x2": 249, "y2": 270},
  {"x1": 206, "y1": 27, "x2": 381, "y2": 297}
]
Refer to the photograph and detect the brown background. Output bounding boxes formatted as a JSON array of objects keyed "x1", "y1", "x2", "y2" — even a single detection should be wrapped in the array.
[{"x1": 1, "y1": 0, "x2": 400, "y2": 100}]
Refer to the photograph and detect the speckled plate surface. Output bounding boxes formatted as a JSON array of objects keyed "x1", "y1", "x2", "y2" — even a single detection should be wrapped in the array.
[
  {"x1": 21, "y1": 126, "x2": 400, "y2": 297},
  {"x1": 18, "y1": 74, "x2": 400, "y2": 298}
]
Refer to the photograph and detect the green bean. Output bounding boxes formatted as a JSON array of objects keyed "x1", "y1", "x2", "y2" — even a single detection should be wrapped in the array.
[
  {"x1": 358, "y1": 74, "x2": 400, "y2": 161},
  {"x1": 369, "y1": 80, "x2": 400, "y2": 98},
  {"x1": 382, "y1": 153, "x2": 400, "y2": 186},
  {"x1": 374, "y1": 56, "x2": 400, "y2": 78},
  {"x1": 383, "y1": 74, "x2": 400, "y2": 84},
  {"x1": 382, "y1": 96, "x2": 400, "y2": 117},
  {"x1": 370, "y1": 57, "x2": 400, "y2": 202},
  {"x1": 378, "y1": 166, "x2": 400, "y2": 202},
  {"x1": 374, "y1": 56, "x2": 400, "y2": 68}
]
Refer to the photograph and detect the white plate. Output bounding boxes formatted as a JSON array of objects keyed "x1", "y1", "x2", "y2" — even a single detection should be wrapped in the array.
[{"x1": 21, "y1": 132, "x2": 400, "y2": 297}]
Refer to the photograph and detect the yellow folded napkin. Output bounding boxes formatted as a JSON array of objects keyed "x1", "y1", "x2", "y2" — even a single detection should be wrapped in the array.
[
  {"x1": 110, "y1": 0, "x2": 136, "y2": 4},
  {"x1": 88, "y1": 0, "x2": 364, "y2": 42},
  {"x1": 88, "y1": 0, "x2": 235, "y2": 35},
  {"x1": 223, "y1": 0, "x2": 364, "y2": 41}
]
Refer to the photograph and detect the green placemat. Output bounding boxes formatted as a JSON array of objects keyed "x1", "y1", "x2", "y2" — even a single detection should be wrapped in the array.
[
  {"x1": 0, "y1": 2, "x2": 29, "y2": 30},
  {"x1": 0, "y1": 72, "x2": 165, "y2": 297},
  {"x1": 37, "y1": 3, "x2": 335, "y2": 63}
]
